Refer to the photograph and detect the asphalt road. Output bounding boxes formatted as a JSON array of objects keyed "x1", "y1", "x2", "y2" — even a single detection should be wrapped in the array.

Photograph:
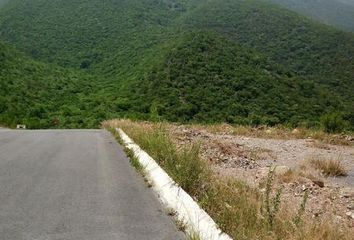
[{"x1": 0, "y1": 129, "x2": 185, "y2": 240}]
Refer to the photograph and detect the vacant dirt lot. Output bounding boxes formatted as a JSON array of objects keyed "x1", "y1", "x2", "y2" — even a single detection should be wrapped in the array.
[{"x1": 168, "y1": 124, "x2": 354, "y2": 228}]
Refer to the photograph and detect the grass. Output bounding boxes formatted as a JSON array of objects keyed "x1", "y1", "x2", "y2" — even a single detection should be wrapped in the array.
[
  {"x1": 310, "y1": 157, "x2": 348, "y2": 177},
  {"x1": 103, "y1": 119, "x2": 354, "y2": 240},
  {"x1": 108, "y1": 127, "x2": 145, "y2": 175},
  {"x1": 248, "y1": 147, "x2": 275, "y2": 161}
]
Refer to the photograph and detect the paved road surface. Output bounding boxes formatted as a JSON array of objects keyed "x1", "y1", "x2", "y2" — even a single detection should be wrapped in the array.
[{"x1": 0, "y1": 129, "x2": 184, "y2": 240}]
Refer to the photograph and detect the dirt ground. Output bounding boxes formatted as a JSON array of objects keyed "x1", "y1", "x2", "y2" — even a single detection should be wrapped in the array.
[{"x1": 168, "y1": 124, "x2": 354, "y2": 228}]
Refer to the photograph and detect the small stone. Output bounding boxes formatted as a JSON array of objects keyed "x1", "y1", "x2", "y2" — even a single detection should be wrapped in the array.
[
  {"x1": 312, "y1": 180, "x2": 325, "y2": 188},
  {"x1": 292, "y1": 129, "x2": 299, "y2": 134},
  {"x1": 345, "y1": 211, "x2": 354, "y2": 219},
  {"x1": 341, "y1": 188, "x2": 354, "y2": 198},
  {"x1": 345, "y1": 135, "x2": 354, "y2": 141},
  {"x1": 334, "y1": 215, "x2": 343, "y2": 224},
  {"x1": 274, "y1": 165, "x2": 290, "y2": 175}
]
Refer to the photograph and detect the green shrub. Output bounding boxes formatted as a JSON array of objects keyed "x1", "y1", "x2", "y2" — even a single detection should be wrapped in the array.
[{"x1": 321, "y1": 112, "x2": 346, "y2": 133}]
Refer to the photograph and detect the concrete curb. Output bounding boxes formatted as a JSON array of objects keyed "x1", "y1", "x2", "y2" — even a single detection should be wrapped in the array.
[{"x1": 116, "y1": 128, "x2": 232, "y2": 240}]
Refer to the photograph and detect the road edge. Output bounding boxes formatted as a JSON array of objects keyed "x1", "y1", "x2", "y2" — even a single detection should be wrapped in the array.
[{"x1": 115, "y1": 128, "x2": 232, "y2": 240}]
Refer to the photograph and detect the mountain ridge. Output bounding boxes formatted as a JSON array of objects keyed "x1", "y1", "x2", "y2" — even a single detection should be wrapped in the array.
[{"x1": 0, "y1": 0, "x2": 353, "y2": 129}]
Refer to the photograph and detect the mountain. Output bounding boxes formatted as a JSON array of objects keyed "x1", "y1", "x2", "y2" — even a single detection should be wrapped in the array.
[
  {"x1": 268, "y1": 0, "x2": 354, "y2": 32},
  {"x1": 0, "y1": 0, "x2": 353, "y2": 129},
  {"x1": 0, "y1": 40, "x2": 107, "y2": 128},
  {"x1": 135, "y1": 32, "x2": 344, "y2": 125}
]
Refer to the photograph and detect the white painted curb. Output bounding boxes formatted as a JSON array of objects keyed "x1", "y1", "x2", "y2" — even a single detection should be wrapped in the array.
[{"x1": 116, "y1": 128, "x2": 232, "y2": 240}]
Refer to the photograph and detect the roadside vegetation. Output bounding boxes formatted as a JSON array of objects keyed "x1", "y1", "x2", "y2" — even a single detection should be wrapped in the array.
[{"x1": 104, "y1": 119, "x2": 353, "y2": 240}]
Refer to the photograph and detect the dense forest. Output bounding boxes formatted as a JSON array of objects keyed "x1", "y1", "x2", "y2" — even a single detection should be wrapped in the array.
[
  {"x1": 0, "y1": 41, "x2": 106, "y2": 128},
  {"x1": 0, "y1": 0, "x2": 353, "y2": 130},
  {"x1": 268, "y1": 0, "x2": 354, "y2": 32}
]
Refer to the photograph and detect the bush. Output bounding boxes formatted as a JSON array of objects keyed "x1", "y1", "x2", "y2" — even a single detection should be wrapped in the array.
[
  {"x1": 310, "y1": 157, "x2": 348, "y2": 177},
  {"x1": 321, "y1": 112, "x2": 346, "y2": 133}
]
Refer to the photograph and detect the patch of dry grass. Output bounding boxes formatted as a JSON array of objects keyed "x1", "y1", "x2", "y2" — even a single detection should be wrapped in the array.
[
  {"x1": 211, "y1": 140, "x2": 238, "y2": 156},
  {"x1": 103, "y1": 119, "x2": 353, "y2": 240},
  {"x1": 248, "y1": 147, "x2": 275, "y2": 161},
  {"x1": 310, "y1": 157, "x2": 348, "y2": 177},
  {"x1": 188, "y1": 123, "x2": 353, "y2": 146},
  {"x1": 307, "y1": 141, "x2": 332, "y2": 150},
  {"x1": 277, "y1": 169, "x2": 304, "y2": 184}
]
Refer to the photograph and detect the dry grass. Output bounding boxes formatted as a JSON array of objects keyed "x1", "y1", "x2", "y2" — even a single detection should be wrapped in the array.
[
  {"x1": 103, "y1": 119, "x2": 354, "y2": 240},
  {"x1": 211, "y1": 140, "x2": 237, "y2": 156},
  {"x1": 248, "y1": 147, "x2": 275, "y2": 161},
  {"x1": 276, "y1": 166, "x2": 324, "y2": 188},
  {"x1": 187, "y1": 123, "x2": 353, "y2": 146},
  {"x1": 310, "y1": 157, "x2": 348, "y2": 177},
  {"x1": 277, "y1": 169, "x2": 304, "y2": 184},
  {"x1": 307, "y1": 141, "x2": 332, "y2": 150}
]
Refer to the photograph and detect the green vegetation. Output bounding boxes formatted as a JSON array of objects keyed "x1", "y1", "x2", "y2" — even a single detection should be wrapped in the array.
[
  {"x1": 0, "y1": 41, "x2": 126, "y2": 128},
  {"x1": 136, "y1": 32, "x2": 350, "y2": 127},
  {"x1": 321, "y1": 112, "x2": 347, "y2": 133},
  {"x1": 105, "y1": 119, "x2": 354, "y2": 240},
  {"x1": 0, "y1": 0, "x2": 353, "y2": 130}
]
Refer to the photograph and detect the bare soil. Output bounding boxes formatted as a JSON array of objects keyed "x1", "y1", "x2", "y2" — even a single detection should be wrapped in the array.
[{"x1": 168, "y1": 125, "x2": 354, "y2": 228}]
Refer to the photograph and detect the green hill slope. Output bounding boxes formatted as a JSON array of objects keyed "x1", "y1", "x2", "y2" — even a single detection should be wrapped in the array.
[
  {"x1": 181, "y1": 0, "x2": 354, "y2": 91},
  {"x1": 0, "y1": 41, "x2": 107, "y2": 128},
  {"x1": 0, "y1": 0, "x2": 353, "y2": 129},
  {"x1": 133, "y1": 32, "x2": 348, "y2": 126},
  {"x1": 0, "y1": 0, "x2": 183, "y2": 71}
]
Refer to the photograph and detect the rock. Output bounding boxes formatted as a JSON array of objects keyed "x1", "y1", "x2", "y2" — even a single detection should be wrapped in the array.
[
  {"x1": 266, "y1": 129, "x2": 272, "y2": 134},
  {"x1": 312, "y1": 180, "x2": 325, "y2": 188},
  {"x1": 344, "y1": 135, "x2": 354, "y2": 142},
  {"x1": 345, "y1": 211, "x2": 354, "y2": 219},
  {"x1": 335, "y1": 215, "x2": 343, "y2": 224},
  {"x1": 340, "y1": 188, "x2": 354, "y2": 198},
  {"x1": 274, "y1": 165, "x2": 290, "y2": 175},
  {"x1": 292, "y1": 129, "x2": 300, "y2": 134}
]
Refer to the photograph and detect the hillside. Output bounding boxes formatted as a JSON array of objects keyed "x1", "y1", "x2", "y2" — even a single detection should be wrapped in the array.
[
  {"x1": 0, "y1": 0, "x2": 353, "y2": 129},
  {"x1": 269, "y1": 0, "x2": 354, "y2": 32},
  {"x1": 133, "y1": 32, "x2": 345, "y2": 126},
  {"x1": 0, "y1": 0, "x2": 182, "y2": 71},
  {"x1": 0, "y1": 41, "x2": 107, "y2": 128}
]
